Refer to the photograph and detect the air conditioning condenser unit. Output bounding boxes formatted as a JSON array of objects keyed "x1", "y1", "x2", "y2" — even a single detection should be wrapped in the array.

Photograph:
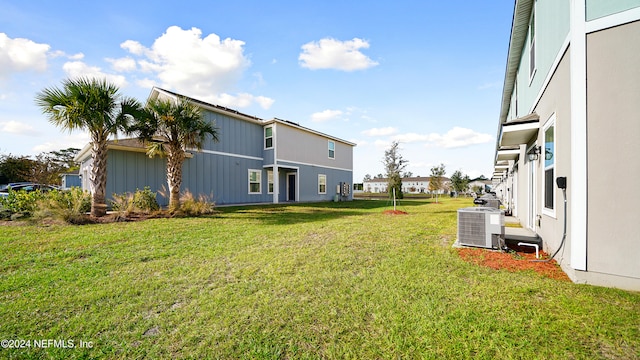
[{"x1": 457, "y1": 207, "x2": 505, "y2": 249}]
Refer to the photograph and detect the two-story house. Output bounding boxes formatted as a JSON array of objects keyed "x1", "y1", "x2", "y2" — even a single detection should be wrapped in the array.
[
  {"x1": 76, "y1": 87, "x2": 355, "y2": 206},
  {"x1": 492, "y1": 0, "x2": 640, "y2": 290}
]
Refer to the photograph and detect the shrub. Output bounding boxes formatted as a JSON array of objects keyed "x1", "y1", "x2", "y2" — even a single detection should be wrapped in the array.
[
  {"x1": 0, "y1": 189, "x2": 46, "y2": 218},
  {"x1": 34, "y1": 188, "x2": 92, "y2": 224},
  {"x1": 175, "y1": 190, "x2": 215, "y2": 217},
  {"x1": 110, "y1": 187, "x2": 160, "y2": 219}
]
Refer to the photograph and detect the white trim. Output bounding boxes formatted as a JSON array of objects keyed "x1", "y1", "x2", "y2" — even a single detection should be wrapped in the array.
[
  {"x1": 272, "y1": 123, "x2": 279, "y2": 204},
  {"x1": 199, "y1": 149, "x2": 263, "y2": 161},
  {"x1": 328, "y1": 140, "x2": 335, "y2": 160},
  {"x1": 527, "y1": 144, "x2": 538, "y2": 232},
  {"x1": 318, "y1": 174, "x2": 327, "y2": 194},
  {"x1": 528, "y1": 2, "x2": 537, "y2": 84},
  {"x1": 586, "y1": 6, "x2": 640, "y2": 33},
  {"x1": 286, "y1": 171, "x2": 298, "y2": 201},
  {"x1": 570, "y1": 0, "x2": 587, "y2": 271},
  {"x1": 264, "y1": 125, "x2": 274, "y2": 150},
  {"x1": 267, "y1": 170, "x2": 274, "y2": 194},
  {"x1": 542, "y1": 114, "x2": 556, "y2": 218},
  {"x1": 277, "y1": 158, "x2": 352, "y2": 172},
  {"x1": 248, "y1": 169, "x2": 262, "y2": 194}
]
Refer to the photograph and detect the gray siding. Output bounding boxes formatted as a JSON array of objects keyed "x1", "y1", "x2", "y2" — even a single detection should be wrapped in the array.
[
  {"x1": 276, "y1": 124, "x2": 353, "y2": 171},
  {"x1": 200, "y1": 111, "x2": 264, "y2": 157},
  {"x1": 586, "y1": 20, "x2": 640, "y2": 281},
  {"x1": 106, "y1": 150, "x2": 167, "y2": 206}
]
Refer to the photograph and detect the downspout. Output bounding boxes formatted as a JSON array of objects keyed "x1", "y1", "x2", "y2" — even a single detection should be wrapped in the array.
[{"x1": 273, "y1": 123, "x2": 279, "y2": 204}]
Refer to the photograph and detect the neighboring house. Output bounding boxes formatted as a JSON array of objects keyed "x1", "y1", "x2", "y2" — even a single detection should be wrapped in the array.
[
  {"x1": 76, "y1": 87, "x2": 355, "y2": 206},
  {"x1": 60, "y1": 172, "x2": 82, "y2": 189},
  {"x1": 363, "y1": 176, "x2": 451, "y2": 194},
  {"x1": 492, "y1": 1, "x2": 640, "y2": 290},
  {"x1": 468, "y1": 179, "x2": 492, "y2": 195}
]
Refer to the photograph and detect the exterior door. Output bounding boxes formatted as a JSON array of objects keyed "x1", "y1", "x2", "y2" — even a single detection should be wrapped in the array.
[{"x1": 287, "y1": 173, "x2": 296, "y2": 201}]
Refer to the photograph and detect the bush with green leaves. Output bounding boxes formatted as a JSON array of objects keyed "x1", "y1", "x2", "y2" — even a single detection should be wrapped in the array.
[
  {"x1": 34, "y1": 188, "x2": 92, "y2": 224},
  {"x1": 0, "y1": 189, "x2": 46, "y2": 219},
  {"x1": 110, "y1": 187, "x2": 160, "y2": 217}
]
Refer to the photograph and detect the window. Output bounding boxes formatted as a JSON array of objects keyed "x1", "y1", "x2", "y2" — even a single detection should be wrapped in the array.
[
  {"x1": 249, "y1": 169, "x2": 261, "y2": 194},
  {"x1": 267, "y1": 170, "x2": 274, "y2": 194},
  {"x1": 328, "y1": 141, "x2": 335, "y2": 159},
  {"x1": 543, "y1": 116, "x2": 555, "y2": 213},
  {"x1": 529, "y1": 5, "x2": 536, "y2": 81},
  {"x1": 264, "y1": 126, "x2": 273, "y2": 149},
  {"x1": 318, "y1": 174, "x2": 327, "y2": 194}
]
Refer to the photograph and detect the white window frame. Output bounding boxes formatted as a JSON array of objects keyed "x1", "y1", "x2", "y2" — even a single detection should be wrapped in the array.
[
  {"x1": 264, "y1": 126, "x2": 273, "y2": 149},
  {"x1": 318, "y1": 174, "x2": 327, "y2": 194},
  {"x1": 248, "y1": 169, "x2": 262, "y2": 194},
  {"x1": 542, "y1": 114, "x2": 556, "y2": 218},
  {"x1": 328, "y1": 140, "x2": 335, "y2": 159},
  {"x1": 529, "y1": 2, "x2": 537, "y2": 83},
  {"x1": 267, "y1": 170, "x2": 274, "y2": 194}
]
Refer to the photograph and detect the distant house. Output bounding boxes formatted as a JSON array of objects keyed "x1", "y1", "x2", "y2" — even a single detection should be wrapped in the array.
[
  {"x1": 491, "y1": 1, "x2": 640, "y2": 290},
  {"x1": 75, "y1": 87, "x2": 355, "y2": 206},
  {"x1": 60, "y1": 172, "x2": 82, "y2": 189},
  {"x1": 363, "y1": 176, "x2": 451, "y2": 195}
]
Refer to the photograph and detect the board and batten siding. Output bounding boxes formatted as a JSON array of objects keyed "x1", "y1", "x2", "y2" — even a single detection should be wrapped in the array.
[
  {"x1": 277, "y1": 160, "x2": 353, "y2": 202},
  {"x1": 105, "y1": 149, "x2": 167, "y2": 206},
  {"x1": 586, "y1": 0, "x2": 640, "y2": 20}
]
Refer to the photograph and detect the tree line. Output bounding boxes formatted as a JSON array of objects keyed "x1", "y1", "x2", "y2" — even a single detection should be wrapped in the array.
[{"x1": 0, "y1": 148, "x2": 80, "y2": 185}]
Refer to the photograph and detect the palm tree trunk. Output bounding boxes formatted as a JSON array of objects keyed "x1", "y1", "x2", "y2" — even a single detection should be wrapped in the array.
[
  {"x1": 90, "y1": 133, "x2": 109, "y2": 217},
  {"x1": 167, "y1": 144, "x2": 185, "y2": 212}
]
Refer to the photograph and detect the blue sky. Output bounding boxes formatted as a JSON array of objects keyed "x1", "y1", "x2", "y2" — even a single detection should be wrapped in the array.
[{"x1": 0, "y1": 1, "x2": 513, "y2": 182}]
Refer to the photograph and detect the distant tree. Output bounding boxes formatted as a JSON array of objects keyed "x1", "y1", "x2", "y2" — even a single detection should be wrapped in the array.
[
  {"x1": 383, "y1": 141, "x2": 408, "y2": 199},
  {"x1": 450, "y1": 170, "x2": 470, "y2": 196},
  {"x1": 376, "y1": 173, "x2": 384, "y2": 179},
  {"x1": 0, "y1": 154, "x2": 33, "y2": 184},
  {"x1": 363, "y1": 174, "x2": 372, "y2": 182},
  {"x1": 472, "y1": 185, "x2": 484, "y2": 195},
  {"x1": 428, "y1": 163, "x2": 446, "y2": 203},
  {"x1": 402, "y1": 171, "x2": 413, "y2": 178}
]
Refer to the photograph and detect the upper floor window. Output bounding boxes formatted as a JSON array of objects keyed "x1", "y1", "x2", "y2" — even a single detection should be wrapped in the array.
[
  {"x1": 264, "y1": 126, "x2": 273, "y2": 149},
  {"x1": 328, "y1": 141, "x2": 335, "y2": 159},
  {"x1": 249, "y1": 169, "x2": 262, "y2": 194},
  {"x1": 529, "y1": 5, "x2": 536, "y2": 81}
]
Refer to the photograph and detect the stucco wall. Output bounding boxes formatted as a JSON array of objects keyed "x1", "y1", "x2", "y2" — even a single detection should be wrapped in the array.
[{"x1": 586, "y1": 20, "x2": 640, "y2": 281}]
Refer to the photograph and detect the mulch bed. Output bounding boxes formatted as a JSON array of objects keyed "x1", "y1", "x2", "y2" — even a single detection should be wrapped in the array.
[
  {"x1": 457, "y1": 247, "x2": 571, "y2": 281},
  {"x1": 382, "y1": 210, "x2": 408, "y2": 215}
]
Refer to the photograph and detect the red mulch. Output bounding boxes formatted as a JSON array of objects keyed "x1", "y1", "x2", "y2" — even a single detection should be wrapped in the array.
[
  {"x1": 457, "y1": 247, "x2": 571, "y2": 281},
  {"x1": 382, "y1": 210, "x2": 408, "y2": 215}
]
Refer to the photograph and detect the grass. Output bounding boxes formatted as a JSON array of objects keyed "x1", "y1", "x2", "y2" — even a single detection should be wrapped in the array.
[{"x1": 1, "y1": 198, "x2": 638, "y2": 359}]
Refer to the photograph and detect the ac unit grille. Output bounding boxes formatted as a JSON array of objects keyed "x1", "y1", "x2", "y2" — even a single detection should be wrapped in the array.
[{"x1": 457, "y1": 207, "x2": 504, "y2": 249}]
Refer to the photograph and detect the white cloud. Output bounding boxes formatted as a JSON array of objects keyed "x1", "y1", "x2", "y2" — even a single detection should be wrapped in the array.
[
  {"x1": 0, "y1": 120, "x2": 39, "y2": 135},
  {"x1": 362, "y1": 127, "x2": 397, "y2": 136},
  {"x1": 311, "y1": 109, "x2": 343, "y2": 122},
  {"x1": 106, "y1": 57, "x2": 137, "y2": 72},
  {"x1": 62, "y1": 61, "x2": 128, "y2": 87},
  {"x1": 374, "y1": 139, "x2": 391, "y2": 149},
  {"x1": 427, "y1": 127, "x2": 493, "y2": 149},
  {"x1": 0, "y1": 33, "x2": 50, "y2": 78},
  {"x1": 121, "y1": 26, "x2": 271, "y2": 109},
  {"x1": 299, "y1": 37, "x2": 378, "y2": 71},
  {"x1": 388, "y1": 127, "x2": 493, "y2": 149},
  {"x1": 32, "y1": 133, "x2": 90, "y2": 153}
]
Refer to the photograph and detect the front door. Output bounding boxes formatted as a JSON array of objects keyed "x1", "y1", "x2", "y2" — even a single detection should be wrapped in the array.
[{"x1": 287, "y1": 173, "x2": 296, "y2": 201}]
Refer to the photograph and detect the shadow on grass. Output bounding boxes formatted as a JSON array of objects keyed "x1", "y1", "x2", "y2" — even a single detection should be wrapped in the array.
[{"x1": 215, "y1": 199, "x2": 433, "y2": 225}]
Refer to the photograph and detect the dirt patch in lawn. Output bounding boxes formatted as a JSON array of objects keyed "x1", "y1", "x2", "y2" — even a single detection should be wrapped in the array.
[
  {"x1": 382, "y1": 210, "x2": 408, "y2": 215},
  {"x1": 457, "y1": 247, "x2": 571, "y2": 281}
]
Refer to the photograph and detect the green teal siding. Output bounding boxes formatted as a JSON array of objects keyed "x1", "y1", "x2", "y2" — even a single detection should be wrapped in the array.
[
  {"x1": 586, "y1": 0, "x2": 640, "y2": 21},
  {"x1": 508, "y1": 0, "x2": 570, "y2": 120}
]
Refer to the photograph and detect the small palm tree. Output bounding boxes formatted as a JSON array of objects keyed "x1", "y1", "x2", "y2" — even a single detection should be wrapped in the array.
[
  {"x1": 129, "y1": 96, "x2": 219, "y2": 212},
  {"x1": 35, "y1": 77, "x2": 142, "y2": 217}
]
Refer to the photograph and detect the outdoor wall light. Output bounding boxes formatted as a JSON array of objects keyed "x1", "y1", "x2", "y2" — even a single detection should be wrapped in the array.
[{"x1": 527, "y1": 146, "x2": 541, "y2": 161}]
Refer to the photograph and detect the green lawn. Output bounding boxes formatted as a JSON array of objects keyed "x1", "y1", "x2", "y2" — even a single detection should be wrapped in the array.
[{"x1": 1, "y1": 198, "x2": 638, "y2": 359}]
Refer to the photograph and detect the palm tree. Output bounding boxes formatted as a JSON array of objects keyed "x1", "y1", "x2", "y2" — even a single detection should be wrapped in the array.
[
  {"x1": 129, "y1": 96, "x2": 219, "y2": 212},
  {"x1": 35, "y1": 77, "x2": 142, "y2": 217}
]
